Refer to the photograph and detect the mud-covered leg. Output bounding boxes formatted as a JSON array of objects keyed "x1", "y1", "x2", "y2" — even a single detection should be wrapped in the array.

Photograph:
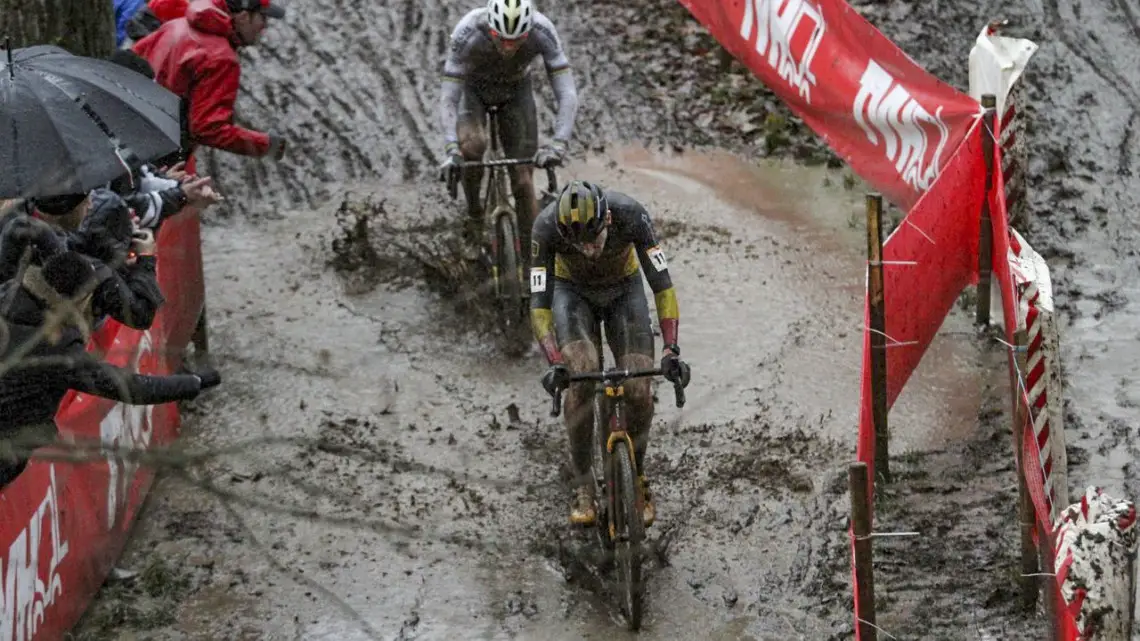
[
  {"x1": 554, "y1": 281, "x2": 603, "y2": 526},
  {"x1": 508, "y1": 165, "x2": 537, "y2": 270},
  {"x1": 606, "y1": 276, "x2": 658, "y2": 526},
  {"x1": 457, "y1": 126, "x2": 486, "y2": 220},
  {"x1": 456, "y1": 86, "x2": 487, "y2": 222},
  {"x1": 562, "y1": 340, "x2": 598, "y2": 507},
  {"x1": 500, "y1": 77, "x2": 540, "y2": 270},
  {"x1": 619, "y1": 352, "x2": 656, "y2": 473}
]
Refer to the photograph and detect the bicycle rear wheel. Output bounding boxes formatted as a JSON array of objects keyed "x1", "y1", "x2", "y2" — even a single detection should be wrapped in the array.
[{"x1": 612, "y1": 439, "x2": 645, "y2": 630}]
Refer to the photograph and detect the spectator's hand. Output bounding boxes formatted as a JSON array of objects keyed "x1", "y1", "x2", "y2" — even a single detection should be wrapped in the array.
[
  {"x1": 190, "y1": 364, "x2": 221, "y2": 391},
  {"x1": 130, "y1": 229, "x2": 156, "y2": 261},
  {"x1": 267, "y1": 134, "x2": 287, "y2": 161},
  {"x1": 534, "y1": 140, "x2": 567, "y2": 169},
  {"x1": 183, "y1": 176, "x2": 224, "y2": 208},
  {"x1": 162, "y1": 162, "x2": 189, "y2": 182}
]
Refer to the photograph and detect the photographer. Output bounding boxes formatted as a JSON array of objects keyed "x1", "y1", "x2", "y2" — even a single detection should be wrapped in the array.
[{"x1": 74, "y1": 189, "x2": 165, "y2": 330}]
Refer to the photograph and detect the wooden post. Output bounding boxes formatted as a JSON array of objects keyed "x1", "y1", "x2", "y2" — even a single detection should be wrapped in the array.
[
  {"x1": 1012, "y1": 328, "x2": 1039, "y2": 612},
  {"x1": 866, "y1": 193, "x2": 890, "y2": 484},
  {"x1": 1038, "y1": 519, "x2": 1060, "y2": 641},
  {"x1": 849, "y1": 461, "x2": 878, "y2": 641},
  {"x1": 976, "y1": 93, "x2": 997, "y2": 327}
]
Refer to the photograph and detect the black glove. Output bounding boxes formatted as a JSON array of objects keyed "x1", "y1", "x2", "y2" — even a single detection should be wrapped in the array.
[
  {"x1": 439, "y1": 144, "x2": 464, "y2": 182},
  {"x1": 533, "y1": 140, "x2": 567, "y2": 169},
  {"x1": 541, "y1": 364, "x2": 570, "y2": 397},
  {"x1": 189, "y1": 364, "x2": 222, "y2": 391},
  {"x1": 661, "y1": 353, "x2": 690, "y2": 388}
]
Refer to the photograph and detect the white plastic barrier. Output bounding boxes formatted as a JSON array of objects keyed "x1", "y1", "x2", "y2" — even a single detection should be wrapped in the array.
[
  {"x1": 1007, "y1": 229, "x2": 1068, "y2": 519},
  {"x1": 1054, "y1": 487, "x2": 1138, "y2": 640},
  {"x1": 969, "y1": 21, "x2": 1037, "y2": 229},
  {"x1": 968, "y1": 19, "x2": 1037, "y2": 216}
]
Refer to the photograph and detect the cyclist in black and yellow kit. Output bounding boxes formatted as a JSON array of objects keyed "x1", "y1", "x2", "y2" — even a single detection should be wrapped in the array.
[{"x1": 530, "y1": 180, "x2": 691, "y2": 527}]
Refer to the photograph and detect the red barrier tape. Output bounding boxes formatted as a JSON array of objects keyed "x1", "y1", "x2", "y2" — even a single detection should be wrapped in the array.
[
  {"x1": 850, "y1": 108, "x2": 1075, "y2": 641},
  {"x1": 854, "y1": 121, "x2": 986, "y2": 490},
  {"x1": 0, "y1": 208, "x2": 204, "y2": 639},
  {"x1": 989, "y1": 136, "x2": 1078, "y2": 640},
  {"x1": 677, "y1": 0, "x2": 983, "y2": 210}
]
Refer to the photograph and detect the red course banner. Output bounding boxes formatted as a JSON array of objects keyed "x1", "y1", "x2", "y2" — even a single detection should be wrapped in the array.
[
  {"x1": 678, "y1": 0, "x2": 984, "y2": 211},
  {"x1": 854, "y1": 121, "x2": 986, "y2": 489},
  {"x1": 0, "y1": 210, "x2": 205, "y2": 640}
]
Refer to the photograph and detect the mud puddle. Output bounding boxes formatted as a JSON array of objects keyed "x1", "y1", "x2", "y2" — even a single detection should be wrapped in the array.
[{"x1": 70, "y1": 147, "x2": 1009, "y2": 640}]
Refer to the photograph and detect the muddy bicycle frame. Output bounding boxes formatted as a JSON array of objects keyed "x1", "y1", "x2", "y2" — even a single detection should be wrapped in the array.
[
  {"x1": 446, "y1": 105, "x2": 557, "y2": 330},
  {"x1": 550, "y1": 362, "x2": 685, "y2": 629}
]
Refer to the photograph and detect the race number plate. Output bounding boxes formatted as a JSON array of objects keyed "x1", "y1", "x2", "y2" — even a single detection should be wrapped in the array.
[{"x1": 530, "y1": 267, "x2": 547, "y2": 293}]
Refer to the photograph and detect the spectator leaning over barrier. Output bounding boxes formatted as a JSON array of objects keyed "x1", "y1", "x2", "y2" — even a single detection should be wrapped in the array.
[
  {"x1": 74, "y1": 189, "x2": 165, "y2": 329},
  {"x1": 111, "y1": 163, "x2": 222, "y2": 230},
  {"x1": 0, "y1": 194, "x2": 163, "y2": 330},
  {"x1": 104, "y1": 50, "x2": 226, "y2": 223},
  {"x1": 133, "y1": 0, "x2": 288, "y2": 167},
  {"x1": 0, "y1": 251, "x2": 220, "y2": 486}
]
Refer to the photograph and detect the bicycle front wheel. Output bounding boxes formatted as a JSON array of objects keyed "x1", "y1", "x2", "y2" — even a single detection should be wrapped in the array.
[
  {"x1": 494, "y1": 213, "x2": 527, "y2": 330},
  {"x1": 612, "y1": 439, "x2": 645, "y2": 630},
  {"x1": 591, "y1": 395, "x2": 611, "y2": 557}
]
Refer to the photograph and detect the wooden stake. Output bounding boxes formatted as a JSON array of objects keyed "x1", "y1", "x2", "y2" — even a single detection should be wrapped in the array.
[
  {"x1": 850, "y1": 461, "x2": 878, "y2": 641},
  {"x1": 1038, "y1": 519, "x2": 1060, "y2": 641},
  {"x1": 976, "y1": 93, "x2": 997, "y2": 327},
  {"x1": 866, "y1": 193, "x2": 890, "y2": 484}
]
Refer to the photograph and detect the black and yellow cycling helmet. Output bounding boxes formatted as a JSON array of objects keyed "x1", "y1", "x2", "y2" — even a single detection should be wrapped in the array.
[{"x1": 555, "y1": 180, "x2": 608, "y2": 244}]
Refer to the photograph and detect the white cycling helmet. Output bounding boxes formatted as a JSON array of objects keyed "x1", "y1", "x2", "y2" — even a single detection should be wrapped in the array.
[{"x1": 486, "y1": 0, "x2": 534, "y2": 40}]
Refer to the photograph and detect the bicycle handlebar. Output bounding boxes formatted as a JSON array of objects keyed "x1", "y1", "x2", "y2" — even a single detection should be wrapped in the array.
[
  {"x1": 549, "y1": 367, "x2": 686, "y2": 417},
  {"x1": 461, "y1": 157, "x2": 533, "y2": 168},
  {"x1": 446, "y1": 158, "x2": 559, "y2": 201}
]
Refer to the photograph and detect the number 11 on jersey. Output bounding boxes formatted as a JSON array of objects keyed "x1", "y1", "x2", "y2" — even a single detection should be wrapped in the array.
[
  {"x1": 647, "y1": 246, "x2": 668, "y2": 272},
  {"x1": 530, "y1": 267, "x2": 547, "y2": 293}
]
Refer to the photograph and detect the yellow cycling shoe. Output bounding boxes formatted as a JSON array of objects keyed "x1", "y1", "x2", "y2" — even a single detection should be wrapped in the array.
[
  {"x1": 569, "y1": 486, "x2": 596, "y2": 526},
  {"x1": 640, "y1": 475, "x2": 656, "y2": 527}
]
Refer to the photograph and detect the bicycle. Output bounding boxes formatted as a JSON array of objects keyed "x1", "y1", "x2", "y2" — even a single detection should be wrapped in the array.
[
  {"x1": 446, "y1": 105, "x2": 559, "y2": 336},
  {"x1": 549, "y1": 359, "x2": 687, "y2": 630}
]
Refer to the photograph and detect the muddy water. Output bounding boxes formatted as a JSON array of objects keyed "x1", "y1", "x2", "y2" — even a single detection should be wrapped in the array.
[{"x1": 73, "y1": 147, "x2": 999, "y2": 640}]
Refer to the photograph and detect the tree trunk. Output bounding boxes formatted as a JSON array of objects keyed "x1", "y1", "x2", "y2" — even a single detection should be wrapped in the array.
[{"x1": 0, "y1": 0, "x2": 115, "y2": 59}]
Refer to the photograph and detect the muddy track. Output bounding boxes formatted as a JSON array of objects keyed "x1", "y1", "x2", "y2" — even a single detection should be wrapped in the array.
[{"x1": 70, "y1": 0, "x2": 1140, "y2": 638}]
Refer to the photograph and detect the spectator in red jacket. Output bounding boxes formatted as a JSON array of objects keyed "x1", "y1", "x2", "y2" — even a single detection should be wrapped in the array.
[{"x1": 133, "y1": 0, "x2": 287, "y2": 165}]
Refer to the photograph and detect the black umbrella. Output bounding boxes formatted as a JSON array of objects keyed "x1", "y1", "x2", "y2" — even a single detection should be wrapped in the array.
[{"x1": 0, "y1": 43, "x2": 182, "y2": 199}]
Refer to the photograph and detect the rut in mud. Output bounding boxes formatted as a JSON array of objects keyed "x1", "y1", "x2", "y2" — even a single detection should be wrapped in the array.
[{"x1": 69, "y1": 0, "x2": 1140, "y2": 638}]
